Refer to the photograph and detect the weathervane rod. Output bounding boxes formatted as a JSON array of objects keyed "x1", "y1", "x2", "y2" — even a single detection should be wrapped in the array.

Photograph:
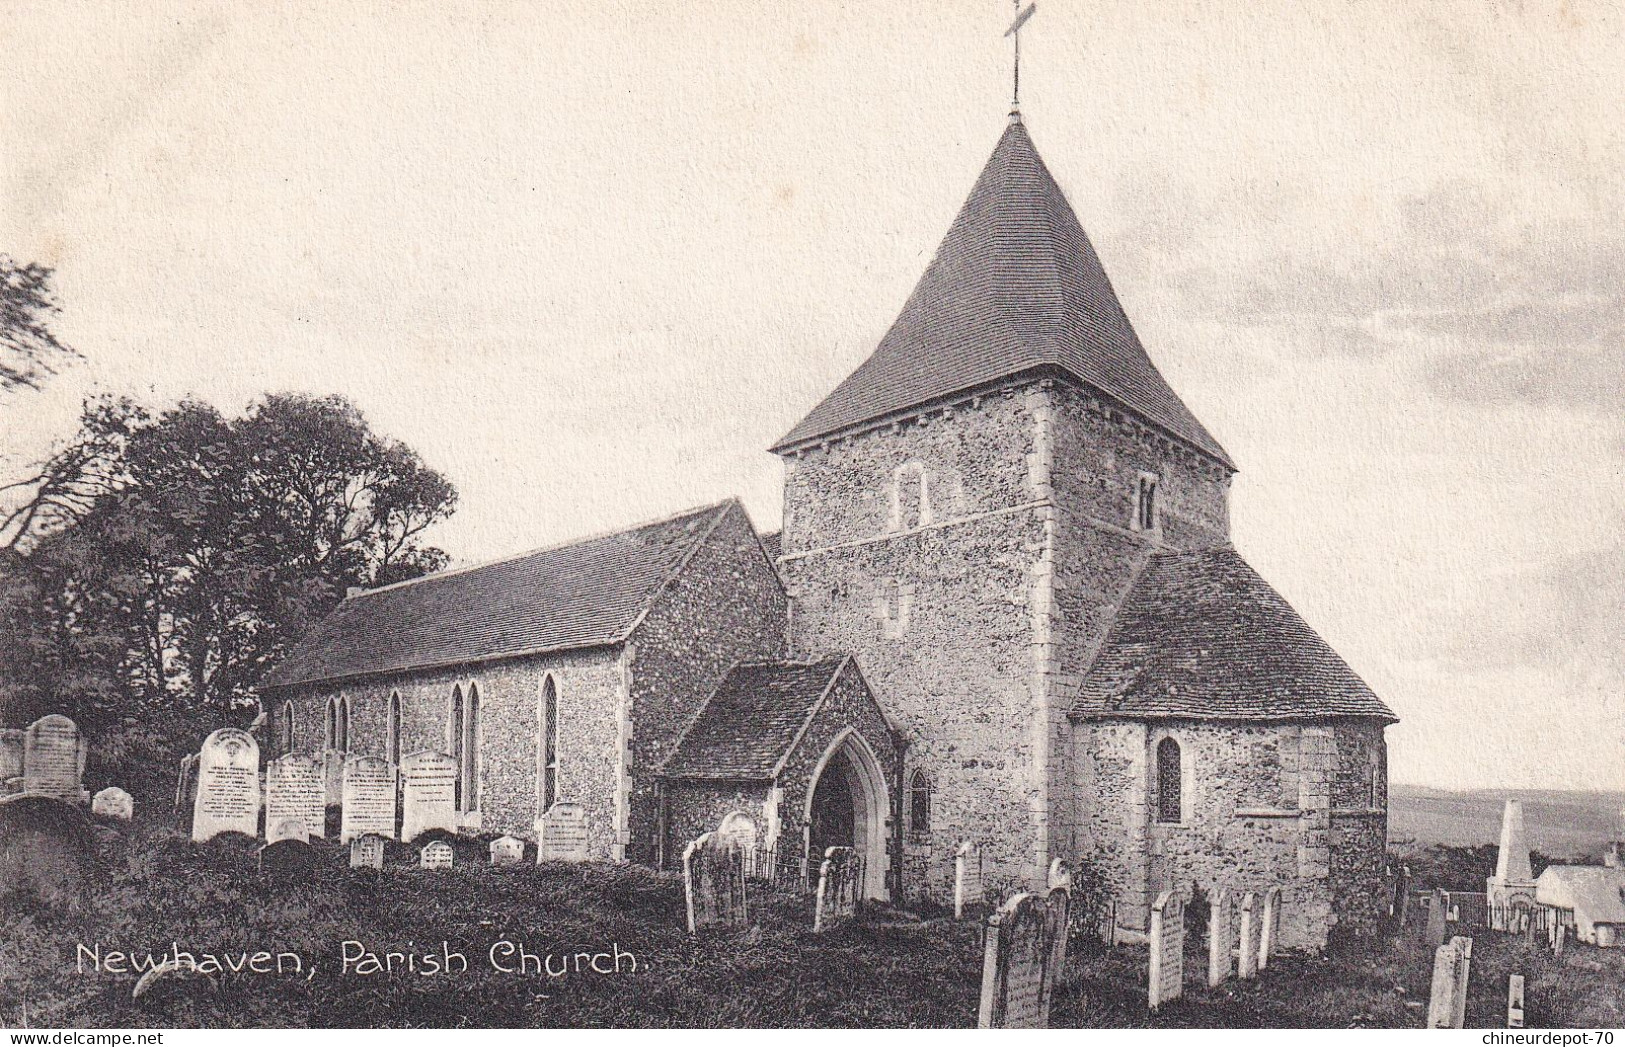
[{"x1": 1005, "y1": 2, "x2": 1037, "y2": 111}]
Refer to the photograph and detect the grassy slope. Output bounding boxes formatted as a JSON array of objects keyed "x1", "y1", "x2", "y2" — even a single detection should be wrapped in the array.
[
  {"x1": 1389, "y1": 786, "x2": 1624, "y2": 858},
  {"x1": 2, "y1": 821, "x2": 1622, "y2": 1029}
]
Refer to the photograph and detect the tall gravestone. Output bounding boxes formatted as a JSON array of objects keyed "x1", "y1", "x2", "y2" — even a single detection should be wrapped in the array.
[
  {"x1": 1148, "y1": 890, "x2": 1186, "y2": 1012},
  {"x1": 1259, "y1": 886, "x2": 1281, "y2": 971},
  {"x1": 322, "y1": 749, "x2": 345, "y2": 808},
  {"x1": 265, "y1": 753, "x2": 325, "y2": 843},
  {"x1": 1427, "y1": 888, "x2": 1449, "y2": 945},
  {"x1": 682, "y1": 831, "x2": 747, "y2": 933},
  {"x1": 954, "y1": 840, "x2": 982, "y2": 919},
  {"x1": 23, "y1": 715, "x2": 87, "y2": 802},
  {"x1": 814, "y1": 846, "x2": 860, "y2": 932},
  {"x1": 0, "y1": 729, "x2": 24, "y2": 792},
  {"x1": 538, "y1": 801, "x2": 589, "y2": 862},
  {"x1": 400, "y1": 751, "x2": 458, "y2": 842},
  {"x1": 1207, "y1": 888, "x2": 1233, "y2": 987},
  {"x1": 191, "y1": 728, "x2": 260, "y2": 842},
  {"x1": 976, "y1": 890, "x2": 1070, "y2": 1028},
  {"x1": 1237, "y1": 892, "x2": 1260, "y2": 979},
  {"x1": 340, "y1": 756, "x2": 397, "y2": 843},
  {"x1": 1427, "y1": 936, "x2": 1473, "y2": 1029},
  {"x1": 1507, "y1": 974, "x2": 1525, "y2": 1029},
  {"x1": 1450, "y1": 937, "x2": 1473, "y2": 1029}
]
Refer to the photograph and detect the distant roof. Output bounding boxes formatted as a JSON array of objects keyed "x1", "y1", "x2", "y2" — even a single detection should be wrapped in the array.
[
  {"x1": 773, "y1": 114, "x2": 1232, "y2": 469},
  {"x1": 1073, "y1": 546, "x2": 1396, "y2": 722},
  {"x1": 660, "y1": 656, "x2": 852, "y2": 781},
  {"x1": 262, "y1": 501, "x2": 736, "y2": 689},
  {"x1": 1537, "y1": 865, "x2": 1625, "y2": 925}
]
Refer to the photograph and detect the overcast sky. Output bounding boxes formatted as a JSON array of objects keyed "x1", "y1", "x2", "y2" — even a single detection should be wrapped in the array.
[{"x1": 3, "y1": 0, "x2": 1621, "y2": 793}]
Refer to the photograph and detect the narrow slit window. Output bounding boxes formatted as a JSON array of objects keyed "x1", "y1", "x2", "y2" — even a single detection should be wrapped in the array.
[
  {"x1": 540, "y1": 677, "x2": 560, "y2": 812},
  {"x1": 1156, "y1": 737, "x2": 1182, "y2": 823},
  {"x1": 1135, "y1": 474, "x2": 1159, "y2": 532},
  {"x1": 463, "y1": 684, "x2": 481, "y2": 813},
  {"x1": 387, "y1": 691, "x2": 402, "y2": 766},
  {"x1": 910, "y1": 770, "x2": 932, "y2": 834},
  {"x1": 448, "y1": 685, "x2": 464, "y2": 809}
]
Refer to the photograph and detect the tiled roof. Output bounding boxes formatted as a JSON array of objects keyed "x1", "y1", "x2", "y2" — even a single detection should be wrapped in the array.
[
  {"x1": 760, "y1": 531, "x2": 782, "y2": 562},
  {"x1": 773, "y1": 115, "x2": 1233, "y2": 469},
  {"x1": 660, "y1": 657, "x2": 850, "y2": 781},
  {"x1": 1073, "y1": 547, "x2": 1396, "y2": 722},
  {"x1": 261, "y1": 501, "x2": 735, "y2": 689},
  {"x1": 1536, "y1": 866, "x2": 1625, "y2": 925}
]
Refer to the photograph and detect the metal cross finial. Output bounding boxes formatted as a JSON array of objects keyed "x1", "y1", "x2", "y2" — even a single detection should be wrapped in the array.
[{"x1": 1004, "y1": 2, "x2": 1037, "y2": 111}]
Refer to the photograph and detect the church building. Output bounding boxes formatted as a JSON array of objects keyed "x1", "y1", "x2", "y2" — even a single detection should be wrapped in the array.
[{"x1": 261, "y1": 109, "x2": 1396, "y2": 951}]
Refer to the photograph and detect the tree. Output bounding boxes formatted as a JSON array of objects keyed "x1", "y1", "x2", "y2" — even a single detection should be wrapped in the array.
[
  {"x1": 0, "y1": 393, "x2": 456, "y2": 728},
  {"x1": 1, "y1": 257, "x2": 77, "y2": 392}
]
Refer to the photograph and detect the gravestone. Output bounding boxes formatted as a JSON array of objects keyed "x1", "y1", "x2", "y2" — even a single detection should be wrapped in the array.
[
  {"x1": 266, "y1": 817, "x2": 310, "y2": 845},
  {"x1": 173, "y1": 753, "x2": 199, "y2": 813},
  {"x1": 350, "y1": 832, "x2": 386, "y2": 870},
  {"x1": 339, "y1": 756, "x2": 397, "y2": 843},
  {"x1": 1487, "y1": 800, "x2": 1538, "y2": 930},
  {"x1": 976, "y1": 890, "x2": 1069, "y2": 1028},
  {"x1": 814, "y1": 845, "x2": 860, "y2": 932},
  {"x1": 420, "y1": 840, "x2": 454, "y2": 869},
  {"x1": 399, "y1": 751, "x2": 458, "y2": 842},
  {"x1": 91, "y1": 787, "x2": 134, "y2": 821},
  {"x1": 321, "y1": 749, "x2": 345, "y2": 808},
  {"x1": 265, "y1": 753, "x2": 325, "y2": 842},
  {"x1": 1397, "y1": 865, "x2": 1413, "y2": 929},
  {"x1": 191, "y1": 728, "x2": 260, "y2": 843},
  {"x1": 1237, "y1": 892, "x2": 1259, "y2": 980},
  {"x1": 1507, "y1": 974, "x2": 1525, "y2": 1028},
  {"x1": 1148, "y1": 890, "x2": 1186, "y2": 1011},
  {"x1": 489, "y1": 835, "x2": 524, "y2": 865},
  {"x1": 1552, "y1": 921, "x2": 1566, "y2": 957},
  {"x1": 1427, "y1": 936, "x2": 1473, "y2": 1029},
  {"x1": 1047, "y1": 857, "x2": 1072, "y2": 893},
  {"x1": 0, "y1": 729, "x2": 23, "y2": 790},
  {"x1": 23, "y1": 715, "x2": 87, "y2": 802},
  {"x1": 537, "y1": 801, "x2": 589, "y2": 862},
  {"x1": 1259, "y1": 887, "x2": 1280, "y2": 971},
  {"x1": 0, "y1": 794, "x2": 98, "y2": 906},
  {"x1": 258, "y1": 837, "x2": 316, "y2": 883},
  {"x1": 1207, "y1": 888, "x2": 1233, "y2": 987},
  {"x1": 954, "y1": 840, "x2": 983, "y2": 919},
  {"x1": 682, "y1": 831, "x2": 747, "y2": 933},
  {"x1": 1427, "y1": 888, "x2": 1449, "y2": 945}
]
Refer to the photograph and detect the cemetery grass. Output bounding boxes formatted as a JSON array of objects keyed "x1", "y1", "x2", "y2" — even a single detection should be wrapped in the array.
[{"x1": 4, "y1": 821, "x2": 1624, "y2": 1029}]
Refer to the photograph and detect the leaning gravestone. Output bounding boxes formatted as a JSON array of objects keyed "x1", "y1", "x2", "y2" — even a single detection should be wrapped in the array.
[
  {"x1": 954, "y1": 840, "x2": 983, "y2": 919},
  {"x1": 0, "y1": 793, "x2": 98, "y2": 905},
  {"x1": 1427, "y1": 936, "x2": 1473, "y2": 1029},
  {"x1": 265, "y1": 753, "x2": 325, "y2": 842},
  {"x1": 23, "y1": 714, "x2": 87, "y2": 802},
  {"x1": 1207, "y1": 888, "x2": 1233, "y2": 987},
  {"x1": 489, "y1": 835, "x2": 524, "y2": 865},
  {"x1": 1237, "y1": 892, "x2": 1260, "y2": 980},
  {"x1": 191, "y1": 728, "x2": 260, "y2": 843},
  {"x1": 1148, "y1": 890, "x2": 1186, "y2": 1011},
  {"x1": 683, "y1": 831, "x2": 747, "y2": 933},
  {"x1": 420, "y1": 840, "x2": 454, "y2": 869},
  {"x1": 537, "y1": 801, "x2": 589, "y2": 862},
  {"x1": 976, "y1": 889, "x2": 1070, "y2": 1028},
  {"x1": 350, "y1": 832, "x2": 386, "y2": 870},
  {"x1": 258, "y1": 837, "x2": 316, "y2": 884},
  {"x1": 91, "y1": 787, "x2": 134, "y2": 821},
  {"x1": 814, "y1": 845, "x2": 859, "y2": 932},
  {"x1": 1259, "y1": 886, "x2": 1281, "y2": 971},
  {"x1": 339, "y1": 756, "x2": 397, "y2": 843},
  {"x1": 0, "y1": 729, "x2": 24, "y2": 792},
  {"x1": 399, "y1": 751, "x2": 458, "y2": 842}
]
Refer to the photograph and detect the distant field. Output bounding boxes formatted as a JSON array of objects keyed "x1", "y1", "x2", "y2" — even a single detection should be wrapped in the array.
[{"x1": 1389, "y1": 785, "x2": 1624, "y2": 858}]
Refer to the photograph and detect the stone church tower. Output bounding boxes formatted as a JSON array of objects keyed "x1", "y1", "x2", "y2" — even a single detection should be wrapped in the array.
[{"x1": 773, "y1": 112, "x2": 1394, "y2": 946}]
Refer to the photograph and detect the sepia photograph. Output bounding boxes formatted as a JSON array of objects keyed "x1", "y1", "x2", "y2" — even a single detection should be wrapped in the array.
[{"x1": 2, "y1": 0, "x2": 1622, "y2": 1034}]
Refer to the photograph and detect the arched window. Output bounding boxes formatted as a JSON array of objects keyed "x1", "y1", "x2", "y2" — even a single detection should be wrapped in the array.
[
  {"x1": 1368, "y1": 748, "x2": 1383, "y2": 810},
  {"x1": 324, "y1": 697, "x2": 337, "y2": 750},
  {"x1": 336, "y1": 695, "x2": 351, "y2": 753},
  {"x1": 910, "y1": 770, "x2": 932, "y2": 834},
  {"x1": 462, "y1": 683, "x2": 481, "y2": 813},
  {"x1": 448, "y1": 685, "x2": 464, "y2": 808},
  {"x1": 891, "y1": 461, "x2": 931, "y2": 531},
  {"x1": 539, "y1": 677, "x2": 560, "y2": 813},
  {"x1": 281, "y1": 701, "x2": 295, "y2": 752},
  {"x1": 1155, "y1": 737, "x2": 1183, "y2": 824},
  {"x1": 387, "y1": 691, "x2": 402, "y2": 766}
]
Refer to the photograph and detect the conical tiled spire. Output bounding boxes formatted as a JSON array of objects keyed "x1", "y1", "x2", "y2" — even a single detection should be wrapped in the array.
[{"x1": 774, "y1": 116, "x2": 1232, "y2": 469}]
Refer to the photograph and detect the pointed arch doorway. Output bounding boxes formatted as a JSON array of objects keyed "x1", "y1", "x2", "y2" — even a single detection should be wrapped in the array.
[{"x1": 804, "y1": 728, "x2": 890, "y2": 901}]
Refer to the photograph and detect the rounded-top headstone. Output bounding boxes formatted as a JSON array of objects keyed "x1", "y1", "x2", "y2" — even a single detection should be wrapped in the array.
[
  {"x1": 192, "y1": 728, "x2": 261, "y2": 842},
  {"x1": 92, "y1": 786, "x2": 134, "y2": 821},
  {"x1": 0, "y1": 793, "x2": 100, "y2": 906}
]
